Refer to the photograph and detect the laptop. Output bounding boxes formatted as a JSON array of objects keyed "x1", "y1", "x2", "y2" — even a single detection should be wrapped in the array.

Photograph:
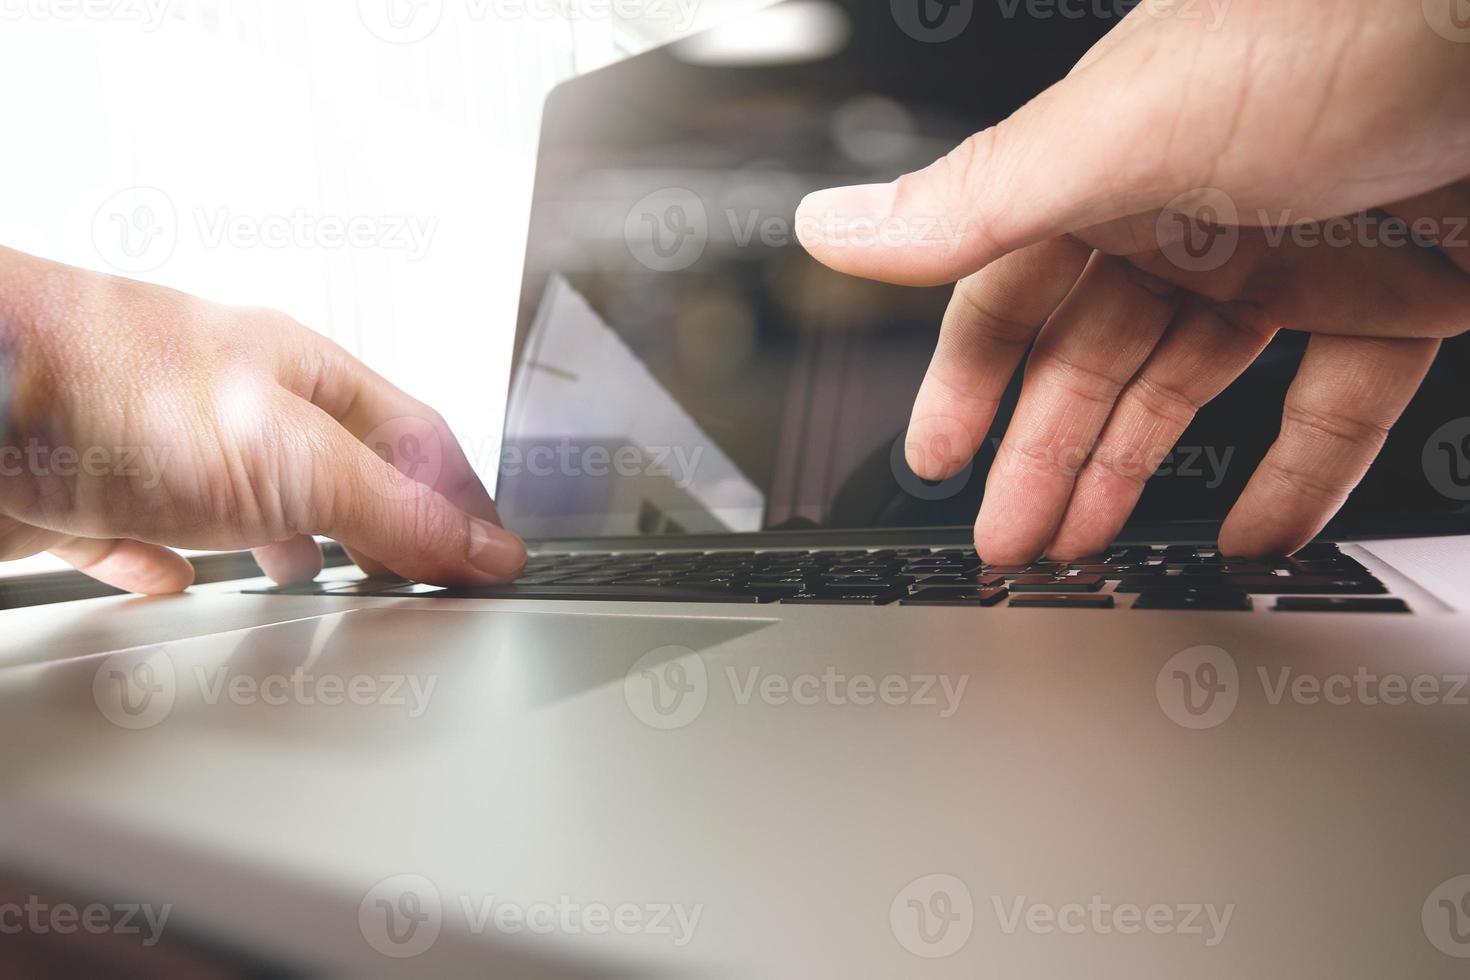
[{"x1": 3, "y1": 1, "x2": 1469, "y2": 975}]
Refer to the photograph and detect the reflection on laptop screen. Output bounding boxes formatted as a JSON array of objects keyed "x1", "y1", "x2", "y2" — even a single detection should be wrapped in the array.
[{"x1": 498, "y1": 0, "x2": 1470, "y2": 541}]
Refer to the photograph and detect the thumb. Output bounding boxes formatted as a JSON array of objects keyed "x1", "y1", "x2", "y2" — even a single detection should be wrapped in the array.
[
  {"x1": 293, "y1": 399, "x2": 526, "y2": 586},
  {"x1": 795, "y1": 17, "x2": 1240, "y2": 286}
]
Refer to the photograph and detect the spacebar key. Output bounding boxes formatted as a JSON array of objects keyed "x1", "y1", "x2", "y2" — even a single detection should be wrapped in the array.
[{"x1": 437, "y1": 584, "x2": 765, "y2": 603}]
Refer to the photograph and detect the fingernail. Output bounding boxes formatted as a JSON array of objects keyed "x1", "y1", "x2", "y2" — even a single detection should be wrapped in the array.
[
  {"x1": 469, "y1": 520, "x2": 527, "y2": 580},
  {"x1": 795, "y1": 182, "x2": 897, "y2": 247}
]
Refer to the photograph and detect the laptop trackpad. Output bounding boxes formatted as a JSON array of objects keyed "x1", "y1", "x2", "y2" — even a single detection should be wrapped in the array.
[{"x1": 75, "y1": 608, "x2": 774, "y2": 744}]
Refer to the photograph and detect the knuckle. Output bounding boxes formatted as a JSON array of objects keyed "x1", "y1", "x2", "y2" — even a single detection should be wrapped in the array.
[
  {"x1": 1126, "y1": 374, "x2": 1200, "y2": 430},
  {"x1": 1031, "y1": 351, "x2": 1125, "y2": 410},
  {"x1": 945, "y1": 278, "x2": 1036, "y2": 347},
  {"x1": 918, "y1": 369, "x2": 999, "y2": 423},
  {"x1": 1256, "y1": 454, "x2": 1352, "y2": 507},
  {"x1": 1279, "y1": 402, "x2": 1390, "y2": 454},
  {"x1": 999, "y1": 436, "x2": 1084, "y2": 479},
  {"x1": 1087, "y1": 441, "x2": 1168, "y2": 488}
]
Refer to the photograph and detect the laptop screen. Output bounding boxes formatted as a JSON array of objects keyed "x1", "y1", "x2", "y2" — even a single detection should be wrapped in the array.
[{"x1": 497, "y1": 0, "x2": 1470, "y2": 541}]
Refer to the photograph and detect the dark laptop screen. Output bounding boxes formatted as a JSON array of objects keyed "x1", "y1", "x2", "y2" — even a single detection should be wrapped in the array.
[{"x1": 497, "y1": 0, "x2": 1470, "y2": 541}]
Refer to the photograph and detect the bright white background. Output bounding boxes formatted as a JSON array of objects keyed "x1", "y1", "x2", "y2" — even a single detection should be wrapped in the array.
[{"x1": 0, "y1": 0, "x2": 760, "y2": 573}]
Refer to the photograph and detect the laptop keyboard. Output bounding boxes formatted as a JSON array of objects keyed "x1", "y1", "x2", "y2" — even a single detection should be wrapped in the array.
[{"x1": 246, "y1": 542, "x2": 1411, "y2": 613}]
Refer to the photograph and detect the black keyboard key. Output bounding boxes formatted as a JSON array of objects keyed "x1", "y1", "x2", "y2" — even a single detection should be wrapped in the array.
[
  {"x1": 813, "y1": 581, "x2": 913, "y2": 594},
  {"x1": 827, "y1": 565, "x2": 905, "y2": 576},
  {"x1": 1228, "y1": 576, "x2": 1386, "y2": 595},
  {"x1": 986, "y1": 564, "x2": 1063, "y2": 577},
  {"x1": 1290, "y1": 557, "x2": 1370, "y2": 576},
  {"x1": 1010, "y1": 575, "x2": 1104, "y2": 593},
  {"x1": 1274, "y1": 597, "x2": 1410, "y2": 613},
  {"x1": 1189, "y1": 562, "x2": 1275, "y2": 576},
  {"x1": 903, "y1": 567, "x2": 964, "y2": 577},
  {"x1": 1068, "y1": 564, "x2": 1159, "y2": 578},
  {"x1": 1060, "y1": 556, "x2": 1111, "y2": 568},
  {"x1": 1133, "y1": 591, "x2": 1252, "y2": 611},
  {"x1": 1116, "y1": 574, "x2": 1221, "y2": 592},
  {"x1": 1009, "y1": 594, "x2": 1115, "y2": 609},
  {"x1": 914, "y1": 573, "x2": 1006, "y2": 588},
  {"x1": 1117, "y1": 575, "x2": 1384, "y2": 595},
  {"x1": 901, "y1": 587, "x2": 1009, "y2": 607},
  {"x1": 1291, "y1": 542, "x2": 1343, "y2": 561},
  {"x1": 735, "y1": 581, "x2": 805, "y2": 599},
  {"x1": 824, "y1": 575, "x2": 916, "y2": 587},
  {"x1": 781, "y1": 587, "x2": 906, "y2": 605}
]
